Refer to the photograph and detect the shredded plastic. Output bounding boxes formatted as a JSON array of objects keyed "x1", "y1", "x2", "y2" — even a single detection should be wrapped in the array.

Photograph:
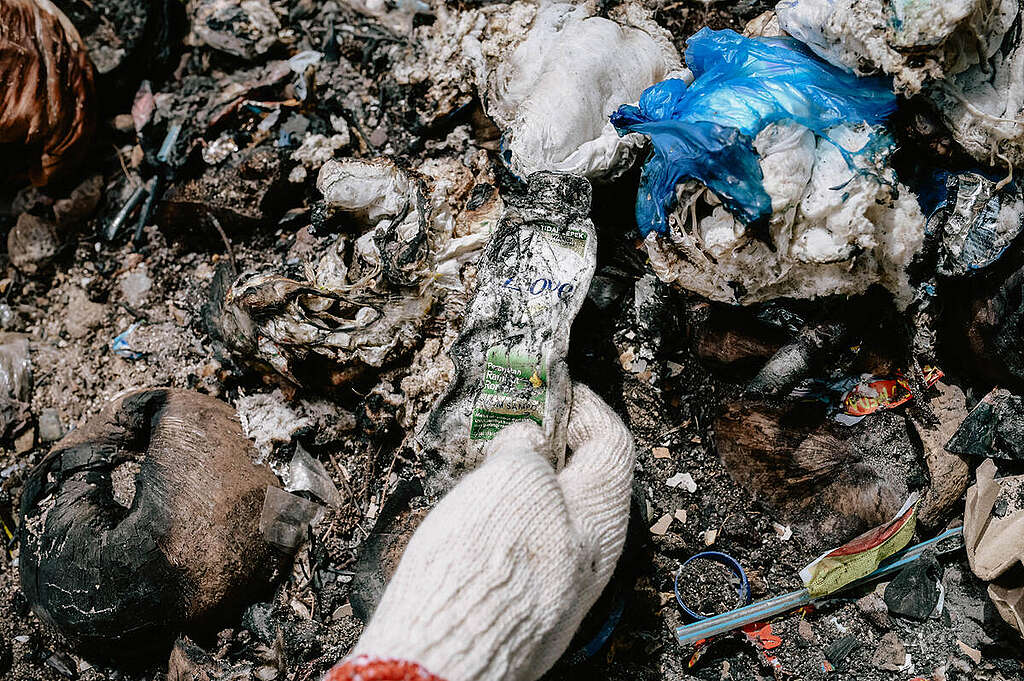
[{"x1": 610, "y1": 28, "x2": 898, "y2": 235}]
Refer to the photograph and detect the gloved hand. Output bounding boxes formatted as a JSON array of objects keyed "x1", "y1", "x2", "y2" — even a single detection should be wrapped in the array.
[{"x1": 326, "y1": 384, "x2": 635, "y2": 681}]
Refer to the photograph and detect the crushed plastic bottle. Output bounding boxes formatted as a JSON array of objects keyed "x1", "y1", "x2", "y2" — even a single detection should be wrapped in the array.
[
  {"x1": 610, "y1": 28, "x2": 898, "y2": 236},
  {"x1": 419, "y1": 172, "x2": 597, "y2": 491},
  {"x1": 259, "y1": 485, "x2": 324, "y2": 551}
]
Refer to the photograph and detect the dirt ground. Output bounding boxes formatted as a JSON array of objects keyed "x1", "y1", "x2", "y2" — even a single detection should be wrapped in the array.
[{"x1": 1, "y1": 1, "x2": 1023, "y2": 680}]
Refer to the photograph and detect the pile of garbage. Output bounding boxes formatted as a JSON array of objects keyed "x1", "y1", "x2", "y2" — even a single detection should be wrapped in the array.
[{"x1": 0, "y1": 0, "x2": 1023, "y2": 680}]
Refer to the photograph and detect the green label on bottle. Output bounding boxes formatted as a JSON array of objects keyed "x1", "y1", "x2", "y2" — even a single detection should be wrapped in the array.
[{"x1": 469, "y1": 346, "x2": 546, "y2": 440}]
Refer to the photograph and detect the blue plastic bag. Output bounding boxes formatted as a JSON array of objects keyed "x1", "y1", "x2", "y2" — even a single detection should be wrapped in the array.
[{"x1": 611, "y1": 28, "x2": 898, "y2": 236}]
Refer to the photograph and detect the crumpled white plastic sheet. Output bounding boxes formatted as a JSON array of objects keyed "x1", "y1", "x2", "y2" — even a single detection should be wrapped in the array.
[
  {"x1": 479, "y1": 1, "x2": 683, "y2": 180},
  {"x1": 224, "y1": 158, "x2": 492, "y2": 381},
  {"x1": 389, "y1": 1, "x2": 682, "y2": 181}
]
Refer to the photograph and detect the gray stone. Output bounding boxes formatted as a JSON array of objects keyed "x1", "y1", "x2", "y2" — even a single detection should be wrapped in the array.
[
  {"x1": 119, "y1": 266, "x2": 153, "y2": 308},
  {"x1": 8, "y1": 214, "x2": 60, "y2": 276},
  {"x1": 37, "y1": 408, "x2": 64, "y2": 443}
]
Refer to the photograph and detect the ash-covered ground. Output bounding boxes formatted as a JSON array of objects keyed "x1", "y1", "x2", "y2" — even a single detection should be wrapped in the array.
[{"x1": 1, "y1": 1, "x2": 1023, "y2": 680}]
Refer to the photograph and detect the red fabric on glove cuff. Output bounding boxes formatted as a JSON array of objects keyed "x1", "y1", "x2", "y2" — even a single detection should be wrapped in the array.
[{"x1": 324, "y1": 656, "x2": 448, "y2": 681}]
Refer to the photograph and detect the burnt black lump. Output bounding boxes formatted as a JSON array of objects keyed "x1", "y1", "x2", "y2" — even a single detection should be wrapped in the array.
[{"x1": 18, "y1": 389, "x2": 286, "y2": 663}]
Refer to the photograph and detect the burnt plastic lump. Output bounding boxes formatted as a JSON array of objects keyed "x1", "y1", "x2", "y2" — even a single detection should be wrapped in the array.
[{"x1": 18, "y1": 389, "x2": 287, "y2": 662}]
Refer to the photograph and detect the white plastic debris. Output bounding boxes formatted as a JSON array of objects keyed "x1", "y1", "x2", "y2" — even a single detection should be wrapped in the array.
[
  {"x1": 776, "y1": 0, "x2": 1024, "y2": 166},
  {"x1": 235, "y1": 390, "x2": 311, "y2": 461},
  {"x1": 776, "y1": 0, "x2": 997, "y2": 93},
  {"x1": 288, "y1": 50, "x2": 323, "y2": 101},
  {"x1": 773, "y1": 522, "x2": 793, "y2": 541},
  {"x1": 188, "y1": 0, "x2": 281, "y2": 61},
  {"x1": 388, "y1": 1, "x2": 681, "y2": 181},
  {"x1": 419, "y1": 173, "x2": 597, "y2": 485},
  {"x1": 646, "y1": 122, "x2": 925, "y2": 308},
  {"x1": 291, "y1": 133, "x2": 349, "y2": 170},
  {"x1": 666, "y1": 471, "x2": 698, "y2": 493},
  {"x1": 285, "y1": 444, "x2": 343, "y2": 507},
  {"x1": 224, "y1": 157, "x2": 491, "y2": 381},
  {"x1": 478, "y1": 2, "x2": 682, "y2": 180}
]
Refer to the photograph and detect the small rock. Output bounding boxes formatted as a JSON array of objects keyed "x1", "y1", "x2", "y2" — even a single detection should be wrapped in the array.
[
  {"x1": 652, "y1": 446, "x2": 671, "y2": 459},
  {"x1": 650, "y1": 513, "x2": 673, "y2": 536},
  {"x1": 53, "y1": 175, "x2": 103, "y2": 228},
  {"x1": 369, "y1": 126, "x2": 388, "y2": 147},
  {"x1": 798, "y1": 618, "x2": 815, "y2": 642},
  {"x1": 120, "y1": 266, "x2": 153, "y2": 308},
  {"x1": 884, "y1": 550, "x2": 940, "y2": 621},
  {"x1": 64, "y1": 289, "x2": 107, "y2": 339},
  {"x1": 8, "y1": 214, "x2": 60, "y2": 276},
  {"x1": 241, "y1": 602, "x2": 278, "y2": 645},
  {"x1": 331, "y1": 603, "x2": 353, "y2": 620},
  {"x1": 872, "y1": 631, "x2": 906, "y2": 671},
  {"x1": 704, "y1": 528, "x2": 718, "y2": 545},
  {"x1": 14, "y1": 429, "x2": 33, "y2": 453},
  {"x1": 856, "y1": 591, "x2": 892, "y2": 629},
  {"x1": 112, "y1": 114, "x2": 135, "y2": 133},
  {"x1": 674, "y1": 509, "x2": 687, "y2": 523},
  {"x1": 37, "y1": 409, "x2": 64, "y2": 443}
]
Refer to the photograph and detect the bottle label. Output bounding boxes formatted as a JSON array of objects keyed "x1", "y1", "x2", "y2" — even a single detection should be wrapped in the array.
[{"x1": 470, "y1": 346, "x2": 547, "y2": 440}]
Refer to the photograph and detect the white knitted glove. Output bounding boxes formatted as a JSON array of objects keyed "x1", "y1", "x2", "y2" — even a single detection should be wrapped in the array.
[{"x1": 328, "y1": 384, "x2": 635, "y2": 681}]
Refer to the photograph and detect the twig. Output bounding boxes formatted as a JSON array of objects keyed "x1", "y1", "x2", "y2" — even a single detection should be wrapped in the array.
[
  {"x1": 207, "y1": 213, "x2": 237, "y2": 277},
  {"x1": 112, "y1": 144, "x2": 137, "y2": 187},
  {"x1": 995, "y1": 149, "x2": 1014, "y2": 192}
]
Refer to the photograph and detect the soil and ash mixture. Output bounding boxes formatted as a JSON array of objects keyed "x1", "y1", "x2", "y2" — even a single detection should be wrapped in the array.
[
  {"x1": 674, "y1": 557, "x2": 742, "y2": 618},
  {"x1": 0, "y1": 1, "x2": 1022, "y2": 681}
]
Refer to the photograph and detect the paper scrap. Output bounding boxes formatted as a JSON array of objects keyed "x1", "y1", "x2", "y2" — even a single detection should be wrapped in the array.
[
  {"x1": 666, "y1": 471, "x2": 698, "y2": 492},
  {"x1": 651, "y1": 513, "x2": 673, "y2": 535}
]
